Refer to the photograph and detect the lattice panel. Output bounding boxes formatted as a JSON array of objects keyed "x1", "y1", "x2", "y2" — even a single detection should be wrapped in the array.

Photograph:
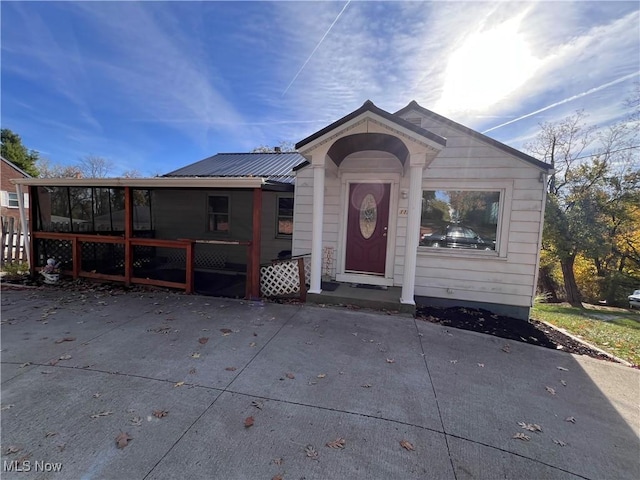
[
  {"x1": 303, "y1": 255, "x2": 311, "y2": 285},
  {"x1": 261, "y1": 260, "x2": 301, "y2": 297},
  {"x1": 80, "y1": 242, "x2": 125, "y2": 274},
  {"x1": 35, "y1": 238, "x2": 73, "y2": 270},
  {"x1": 165, "y1": 250, "x2": 227, "y2": 269}
]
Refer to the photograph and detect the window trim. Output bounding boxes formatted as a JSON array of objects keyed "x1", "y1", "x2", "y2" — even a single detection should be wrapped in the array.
[
  {"x1": 7, "y1": 191, "x2": 20, "y2": 208},
  {"x1": 206, "y1": 194, "x2": 231, "y2": 234},
  {"x1": 418, "y1": 180, "x2": 513, "y2": 258},
  {"x1": 275, "y1": 194, "x2": 294, "y2": 238}
]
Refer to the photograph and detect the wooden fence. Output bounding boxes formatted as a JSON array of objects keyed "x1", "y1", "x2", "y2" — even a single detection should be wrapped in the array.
[{"x1": 1, "y1": 217, "x2": 28, "y2": 265}]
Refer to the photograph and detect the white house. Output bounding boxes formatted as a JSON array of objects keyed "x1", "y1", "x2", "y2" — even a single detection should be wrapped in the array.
[{"x1": 291, "y1": 100, "x2": 552, "y2": 320}]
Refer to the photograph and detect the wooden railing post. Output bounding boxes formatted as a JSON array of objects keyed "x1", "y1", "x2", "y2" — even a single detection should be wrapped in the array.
[
  {"x1": 124, "y1": 187, "x2": 132, "y2": 286},
  {"x1": 298, "y1": 257, "x2": 307, "y2": 302},
  {"x1": 72, "y1": 238, "x2": 81, "y2": 279},
  {"x1": 185, "y1": 241, "x2": 194, "y2": 294},
  {"x1": 245, "y1": 242, "x2": 253, "y2": 299}
]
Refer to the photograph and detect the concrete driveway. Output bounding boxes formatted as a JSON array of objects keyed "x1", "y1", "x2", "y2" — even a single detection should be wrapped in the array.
[{"x1": 1, "y1": 287, "x2": 638, "y2": 479}]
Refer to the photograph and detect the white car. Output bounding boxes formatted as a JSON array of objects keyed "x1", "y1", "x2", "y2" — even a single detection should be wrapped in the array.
[{"x1": 629, "y1": 290, "x2": 640, "y2": 309}]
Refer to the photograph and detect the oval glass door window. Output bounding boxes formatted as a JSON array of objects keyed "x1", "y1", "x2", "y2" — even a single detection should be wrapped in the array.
[{"x1": 359, "y1": 193, "x2": 377, "y2": 239}]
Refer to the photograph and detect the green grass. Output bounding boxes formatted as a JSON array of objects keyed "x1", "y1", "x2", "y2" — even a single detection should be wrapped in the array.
[{"x1": 531, "y1": 302, "x2": 640, "y2": 366}]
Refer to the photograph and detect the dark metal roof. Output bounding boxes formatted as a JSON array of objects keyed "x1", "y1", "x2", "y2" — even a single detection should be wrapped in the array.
[
  {"x1": 394, "y1": 100, "x2": 552, "y2": 171},
  {"x1": 295, "y1": 100, "x2": 447, "y2": 150},
  {"x1": 163, "y1": 152, "x2": 307, "y2": 185}
]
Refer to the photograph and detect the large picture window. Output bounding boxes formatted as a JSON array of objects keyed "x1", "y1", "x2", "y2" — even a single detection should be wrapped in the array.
[
  {"x1": 208, "y1": 195, "x2": 229, "y2": 233},
  {"x1": 276, "y1": 196, "x2": 293, "y2": 236},
  {"x1": 420, "y1": 190, "x2": 500, "y2": 251}
]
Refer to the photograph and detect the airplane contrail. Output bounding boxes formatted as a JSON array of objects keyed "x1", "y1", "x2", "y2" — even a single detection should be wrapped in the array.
[
  {"x1": 282, "y1": 1, "x2": 351, "y2": 97},
  {"x1": 482, "y1": 71, "x2": 640, "y2": 134}
]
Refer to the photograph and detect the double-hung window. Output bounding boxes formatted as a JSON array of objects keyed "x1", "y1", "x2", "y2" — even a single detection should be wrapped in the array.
[
  {"x1": 276, "y1": 196, "x2": 293, "y2": 237},
  {"x1": 208, "y1": 195, "x2": 229, "y2": 233}
]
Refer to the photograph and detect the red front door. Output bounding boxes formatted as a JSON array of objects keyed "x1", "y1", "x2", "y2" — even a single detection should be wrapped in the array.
[{"x1": 345, "y1": 183, "x2": 391, "y2": 275}]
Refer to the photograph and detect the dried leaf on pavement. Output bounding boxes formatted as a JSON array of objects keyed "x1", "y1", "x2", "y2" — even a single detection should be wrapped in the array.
[
  {"x1": 502, "y1": 344, "x2": 511, "y2": 353},
  {"x1": 553, "y1": 438, "x2": 567, "y2": 447},
  {"x1": 5, "y1": 446, "x2": 21, "y2": 454},
  {"x1": 565, "y1": 416, "x2": 576, "y2": 423},
  {"x1": 513, "y1": 432, "x2": 530, "y2": 441},
  {"x1": 518, "y1": 422, "x2": 542, "y2": 432},
  {"x1": 191, "y1": 353, "x2": 201, "y2": 358},
  {"x1": 198, "y1": 337, "x2": 209, "y2": 345},
  {"x1": 285, "y1": 372, "x2": 295, "y2": 379},
  {"x1": 244, "y1": 416, "x2": 255, "y2": 428},
  {"x1": 45, "y1": 432, "x2": 57, "y2": 438},
  {"x1": 130, "y1": 416, "x2": 143, "y2": 426},
  {"x1": 545, "y1": 386, "x2": 556, "y2": 395},
  {"x1": 55, "y1": 337, "x2": 76, "y2": 344},
  {"x1": 271, "y1": 458, "x2": 283, "y2": 465},
  {"x1": 59, "y1": 354, "x2": 72, "y2": 360},
  {"x1": 220, "y1": 328, "x2": 233, "y2": 335},
  {"x1": 560, "y1": 380, "x2": 567, "y2": 386},
  {"x1": 557, "y1": 366, "x2": 568, "y2": 371},
  {"x1": 90, "y1": 411, "x2": 113, "y2": 419},
  {"x1": 251, "y1": 400, "x2": 263, "y2": 410},
  {"x1": 225, "y1": 366, "x2": 237, "y2": 371},
  {"x1": 115, "y1": 431, "x2": 132, "y2": 449},
  {"x1": 272, "y1": 475, "x2": 283, "y2": 480},
  {"x1": 317, "y1": 373, "x2": 326, "y2": 379},
  {"x1": 249, "y1": 342, "x2": 257, "y2": 347},
  {"x1": 477, "y1": 363, "x2": 485, "y2": 367},
  {"x1": 400, "y1": 440, "x2": 415, "y2": 451},
  {"x1": 153, "y1": 409, "x2": 168, "y2": 418},
  {"x1": 304, "y1": 444, "x2": 319, "y2": 460},
  {"x1": 325, "y1": 437, "x2": 346, "y2": 449},
  {"x1": 92, "y1": 393, "x2": 101, "y2": 398},
  {"x1": 1, "y1": 404, "x2": 15, "y2": 411},
  {"x1": 361, "y1": 383, "x2": 372, "y2": 388},
  {"x1": 386, "y1": 358, "x2": 395, "y2": 363},
  {"x1": 20, "y1": 362, "x2": 31, "y2": 368}
]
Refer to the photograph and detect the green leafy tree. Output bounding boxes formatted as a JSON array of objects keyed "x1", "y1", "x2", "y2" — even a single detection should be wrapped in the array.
[{"x1": 1, "y1": 128, "x2": 39, "y2": 176}]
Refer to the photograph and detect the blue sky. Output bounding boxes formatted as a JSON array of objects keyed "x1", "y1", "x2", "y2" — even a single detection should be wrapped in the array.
[{"x1": 2, "y1": 1, "x2": 639, "y2": 176}]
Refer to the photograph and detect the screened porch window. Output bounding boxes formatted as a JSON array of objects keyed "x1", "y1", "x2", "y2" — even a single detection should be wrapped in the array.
[
  {"x1": 276, "y1": 196, "x2": 293, "y2": 237},
  {"x1": 419, "y1": 190, "x2": 500, "y2": 252},
  {"x1": 207, "y1": 195, "x2": 229, "y2": 233}
]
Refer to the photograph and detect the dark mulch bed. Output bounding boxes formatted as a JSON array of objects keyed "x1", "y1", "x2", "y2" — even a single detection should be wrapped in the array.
[{"x1": 417, "y1": 305, "x2": 618, "y2": 364}]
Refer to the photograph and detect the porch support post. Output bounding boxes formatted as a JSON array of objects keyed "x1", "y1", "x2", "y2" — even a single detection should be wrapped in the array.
[
  {"x1": 250, "y1": 187, "x2": 262, "y2": 299},
  {"x1": 309, "y1": 163, "x2": 325, "y2": 294},
  {"x1": 401, "y1": 160, "x2": 425, "y2": 305},
  {"x1": 15, "y1": 184, "x2": 31, "y2": 268},
  {"x1": 124, "y1": 186, "x2": 132, "y2": 286}
]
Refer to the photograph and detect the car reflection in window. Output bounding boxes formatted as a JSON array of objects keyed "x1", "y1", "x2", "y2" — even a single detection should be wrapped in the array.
[{"x1": 420, "y1": 224, "x2": 495, "y2": 250}]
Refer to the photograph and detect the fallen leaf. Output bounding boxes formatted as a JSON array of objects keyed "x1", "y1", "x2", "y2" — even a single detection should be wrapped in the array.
[
  {"x1": 477, "y1": 363, "x2": 485, "y2": 367},
  {"x1": 304, "y1": 444, "x2": 319, "y2": 460},
  {"x1": 361, "y1": 383, "x2": 372, "y2": 388},
  {"x1": 518, "y1": 422, "x2": 542, "y2": 432},
  {"x1": 249, "y1": 342, "x2": 257, "y2": 347},
  {"x1": 57, "y1": 443, "x2": 66, "y2": 452},
  {"x1": 545, "y1": 386, "x2": 556, "y2": 395},
  {"x1": 386, "y1": 358, "x2": 395, "y2": 363},
  {"x1": 560, "y1": 380, "x2": 567, "y2": 386},
  {"x1": 244, "y1": 416, "x2": 255, "y2": 428},
  {"x1": 450, "y1": 360, "x2": 458, "y2": 364},
  {"x1": 20, "y1": 362, "x2": 31, "y2": 368},
  {"x1": 130, "y1": 416, "x2": 143, "y2": 426},
  {"x1": 220, "y1": 328, "x2": 233, "y2": 335},
  {"x1": 45, "y1": 432, "x2": 57, "y2": 438},
  {"x1": 92, "y1": 393, "x2": 101, "y2": 398},
  {"x1": 400, "y1": 440, "x2": 415, "y2": 451},
  {"x1": 272, "y1": 475, "x2": 283, "y2": 480},
  {"x1": 90, "y1": 411, "x2": 113, "y2": 419},
  {"x1": 502, "y1": 344, "x2": 511, "y2": 353},
  {"x1": 553, "y1": 438, "x2": 567, "y2": 447},
  {"x1": 325, "y1": 437, "x2": 346, "y2": 449},
  {"x1": 557, "y1": 366, "x2": 568, "y2": 371},
  {"x1": 225, "y1": 367, "x2": 237, "y2": 372},
  {"x1": 1, "y1": 404, "x2": 15, "y2": 411},
  {"x1": 153, "y1": 409, "x2": 168, "y2": 418},
  {"x1": 189, "y1": 368, "x2": 197, "y2": 374},
  {"x1": 251, "y1": 400, "x2": 263, "y2": 409},
  {"x1": 317, "y1": 373, "x2": 326, "y2": 379},
  {"x1": 6, "y1": 446, "x2": 21, "y2": 454},
  {"x1": 198, "y1": 337, "x2": 209, "y2": 345},
  {"x1": 565, "y1": 416, "x2": 576, "y2": 423},
  {"x1": 59, "y1": 354, "x2": 72, "y2": 361},
  {"x1": 286, "y1": 372, "x2": 295, "y2": 379},
  {"x1": 115, "y1": 431, "x2": 132, "y2": 449},
  {"x1": 174, "y1": 381, "x2": 185, "y2": 387},
  {"x1": 271, "y1": 458, "x2": 284, "y2": 466},
  {"x1": 55, "y1": 337, "x2": 76, "y2": 344},
  {"x1": 513, "y1": 432, "x2": 530, "y2": 441},
  {"x1": 190, "y1": 353, "x2": 201, "y2": 358},
  {"x1": 47, "y1": 358, "x2": 59, "y2": 366}
]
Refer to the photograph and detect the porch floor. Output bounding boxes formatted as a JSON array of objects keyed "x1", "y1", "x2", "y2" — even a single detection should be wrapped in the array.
[{"x1": 306, "y1": 282, "x2": 415, "y2": 315}]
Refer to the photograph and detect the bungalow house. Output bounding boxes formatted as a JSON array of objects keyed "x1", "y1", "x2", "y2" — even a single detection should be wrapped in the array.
[
  {"x1": 291, "y1": 100, "x2": 552, "y2": 320},
  {"x1": 12, "y1": 100, "x2": 551, "y2": 319}
]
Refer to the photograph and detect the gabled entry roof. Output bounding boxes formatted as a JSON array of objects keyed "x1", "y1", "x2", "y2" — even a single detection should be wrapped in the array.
[
  {"x1": 295, "y1": 100, "x2": 447, "y2": 151},
  {"x1": 395, "y1": 100, "x2": 552, "y2": 171}
]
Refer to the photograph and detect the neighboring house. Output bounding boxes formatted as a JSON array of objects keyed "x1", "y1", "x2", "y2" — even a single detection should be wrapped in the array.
[
  {"x1": 1, "y1": 156, "x2": 30, "y2": 225},
  {"x1": 292, "y1": 100, "x2": 552, "y2": 320}
]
